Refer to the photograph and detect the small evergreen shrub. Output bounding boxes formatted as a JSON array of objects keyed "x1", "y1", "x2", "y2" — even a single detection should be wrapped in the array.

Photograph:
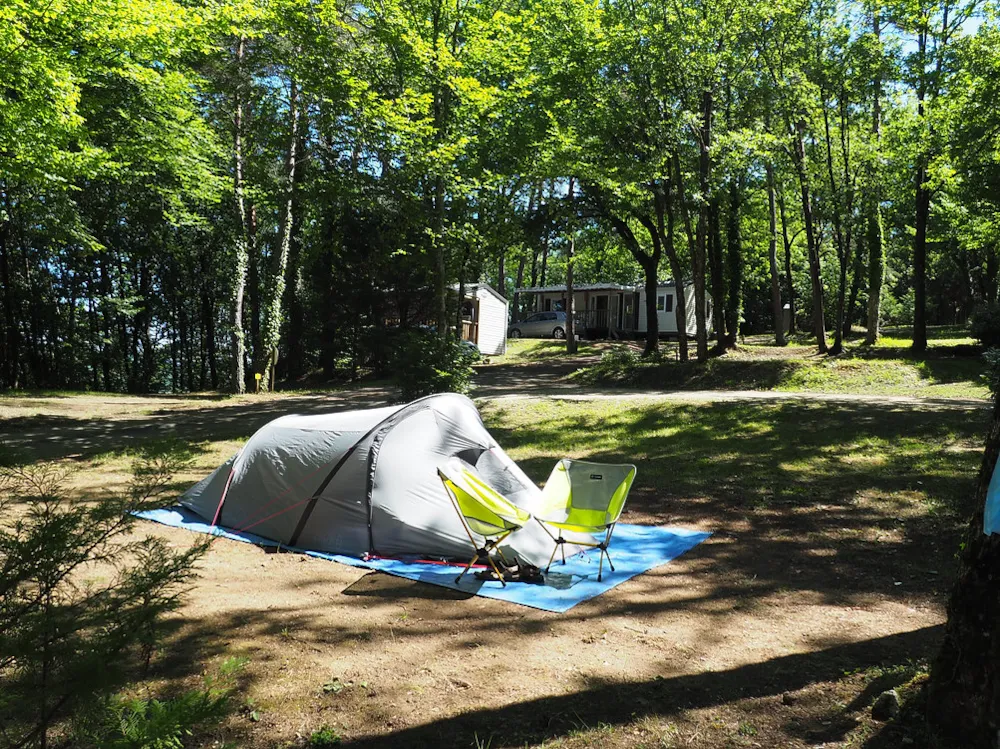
[
  {"x1": 971, "y1": 303, "x2": 1000, "y2": 349},
  {"x1": 391, "y1": 329, "x2": 478, "y2": 400},
  {"x1": 0, "y1": 449, "x2": 209, "y2": 749}
]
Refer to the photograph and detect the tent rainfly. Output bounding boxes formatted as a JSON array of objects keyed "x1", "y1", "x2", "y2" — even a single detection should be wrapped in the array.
[{"x1": 180, "y1": 393, "x2": 571, "y2": 566}]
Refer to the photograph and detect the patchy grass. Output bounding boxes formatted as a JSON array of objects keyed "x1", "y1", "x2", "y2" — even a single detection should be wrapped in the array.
[
  {"x1": 489, "y1": 338, "x2": 605, "y2": 364},
  {"x1": 574, "y1": 339, "x2": 988, "y2": 399}
]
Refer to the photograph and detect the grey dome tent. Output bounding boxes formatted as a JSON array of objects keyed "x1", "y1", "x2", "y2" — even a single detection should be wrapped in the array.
[{"x1": 180, "y1": 393, "x2": 565, "y2": 566}]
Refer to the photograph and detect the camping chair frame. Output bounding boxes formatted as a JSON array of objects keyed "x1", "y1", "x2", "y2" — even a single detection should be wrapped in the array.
[
  {"x1": 537, "y1": 520, "x2": 618, "y2": 582},
  {"x1": 535, "y1": 459, "x2": 636, "y2": 582},
  {"x1": 438, "y1": 467, "x2": 526, "y2": 587}
]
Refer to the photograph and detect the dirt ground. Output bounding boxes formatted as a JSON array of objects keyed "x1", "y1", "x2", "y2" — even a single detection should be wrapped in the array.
[{"x1": 0, "y1": 380, "x2": 984, "y2": 749}]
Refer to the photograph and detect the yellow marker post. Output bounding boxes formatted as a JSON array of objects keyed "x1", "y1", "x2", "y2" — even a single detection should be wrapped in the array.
[{"x1": 254, "y1": 372, "x2": 262, "y2": 393}]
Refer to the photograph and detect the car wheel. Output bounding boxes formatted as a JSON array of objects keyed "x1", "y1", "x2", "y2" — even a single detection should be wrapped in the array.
[
  {"x1": 509, "y1": 328, "x2": 521, "y2": 338},
  {"x1": 553, "y1": 327, "x2": 565, "y2": 340}
]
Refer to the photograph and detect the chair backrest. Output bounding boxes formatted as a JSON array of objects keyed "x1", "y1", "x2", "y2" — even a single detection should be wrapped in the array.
[
  {"x1": 438, "y1": 458, "x2": 531, "y2": 537},
  {"x1": 540, "y1": 459, "x2": 637, "y2": 528}
]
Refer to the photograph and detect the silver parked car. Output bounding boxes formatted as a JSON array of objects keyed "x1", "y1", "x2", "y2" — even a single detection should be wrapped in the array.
[{"x1": 508, "y1": 311, "x2": 568, "y2": 339}]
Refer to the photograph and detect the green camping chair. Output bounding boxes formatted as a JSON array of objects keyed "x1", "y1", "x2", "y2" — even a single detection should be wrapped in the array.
[
  {"x1": 536, "y1": 459, "x2": 637, "y2": 581},
  {"x1": 438, "y1": 459, "x2": 532, "y2": 586}
]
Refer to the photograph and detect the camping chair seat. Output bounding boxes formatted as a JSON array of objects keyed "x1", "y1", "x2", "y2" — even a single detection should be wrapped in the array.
[
  {"x1": 438, "y1": 457, "x2": 532, "y2": 586},
  {"x1": 536, "y1": 459, "x2": 637, "y2": 581}
]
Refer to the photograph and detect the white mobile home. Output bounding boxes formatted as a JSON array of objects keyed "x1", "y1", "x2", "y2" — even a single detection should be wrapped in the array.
[
  {"x1": 457, "y1": 283, "x2": 508, "y2": 356},
  {"x1": 514, "y1": 281, "x2": 710, "y2": 339},
  {"x1": 636, "y1": 283, "x2": 711, "y2": 337}
]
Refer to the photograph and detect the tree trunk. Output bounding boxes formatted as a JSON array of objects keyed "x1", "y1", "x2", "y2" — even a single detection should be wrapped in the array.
[
  {"x1": 230, "y1": 36, "x2": 250, "y2": 394},
  {"x1": 260, "y1": 78, "x2": 300, "y2": 392},
  {"x1": 692, "y1": 87, "x2": 713, "y2": 361},
  {"x1": 846, "y1": 229, "x2": 865, "y2": 337},
  {"x1": 606, "y1": 211, "x2": 659, "y2": 355},
  {"x1": 0, "y1": 212, "x2": 18, "y2": 388},
  {"x1": 566, "y1": 235, "x2": 577, "y2": 353},
  {"x1": 724, "y1": 178, "x2": 743, "y2": 349},
  {"x1": 823, "y1": 98, "x2": 848, "y2": 355},
  {"x1": 912, "y1": 24, "x2": 931, "y2": 353},
  {"x1": 566, "y1": 178, "x2": 577, "y2": 354},
  {"x1": 778, "y1": 187, "x2": 797, "y2": 334},
  {"x1": 792, "y1": 119, "x2": 828, "y2": 353},
  {"x1": 632, "y1": 214, "x2": 663, "y2": 358},
  {"x1": 284, "y1": 127, "x2": 308, "y2": 381},
  {"x1": 766, "y1": 162, "x2": 786, "y2": 345},
  {"x1": 513, "y1": 253, "x2": 526, "y2": 322},
  {"x1": 914, "y1": 161, "x2": 930, "y2": 352},
  {"x1": 657, "y1": 178, "x2": 688, "y2": 361},
  {"x1": 865, "y1": 7, "x2": 885, "y2": 345},
  {"x1": 926, "y1": 399, "x2": 1000, "y2": 747},
  {"x1": 708, "y1": 196, "x2": 727, "y2": 350}
]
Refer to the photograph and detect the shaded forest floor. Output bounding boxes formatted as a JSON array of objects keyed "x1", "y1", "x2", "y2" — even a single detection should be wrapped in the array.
[{"x1": 0, "y1": 372, "x2": 989, "y2": 747}]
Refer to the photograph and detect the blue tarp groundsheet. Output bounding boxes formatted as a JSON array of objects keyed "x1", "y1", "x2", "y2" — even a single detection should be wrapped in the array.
[{"x1": 137, "y1": 507, "x2": 711, "y2": 613}]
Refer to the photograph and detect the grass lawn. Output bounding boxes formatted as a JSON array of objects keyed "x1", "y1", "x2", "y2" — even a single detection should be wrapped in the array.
[
  {"x1": 0, "y1": 387, "x2": 987, "y2": 748},
  {"x1": 487, "y1": 338, "x2": 604, "y2": 364},
  {"x1": 569, "y1": 327, "x2": 989, "y2": 399}
]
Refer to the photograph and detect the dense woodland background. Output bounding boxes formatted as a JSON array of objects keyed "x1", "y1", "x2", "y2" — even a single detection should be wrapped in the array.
[{"x1": 3, "y1": 0, "x2": 1000, "y2": 393}]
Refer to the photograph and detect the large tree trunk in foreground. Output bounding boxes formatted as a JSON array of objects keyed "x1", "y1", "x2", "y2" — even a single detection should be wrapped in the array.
[{"x1": 927, "y1": 400, "x2": 1000, "y2": 747}]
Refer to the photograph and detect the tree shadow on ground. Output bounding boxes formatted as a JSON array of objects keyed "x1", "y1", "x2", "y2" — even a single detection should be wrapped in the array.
[
  {"x1": 0, "y1": 387, "x2": 397, "y2": 463},
  {"x1": 328, "y1": 626, "x2": 943, "y2": 748},
  {"x1": 484, "y1": 399, "x2": 985, "y2": 610}
]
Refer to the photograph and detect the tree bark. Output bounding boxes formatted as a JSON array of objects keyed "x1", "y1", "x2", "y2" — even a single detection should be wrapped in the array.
[
  {"x1": 230, "y1": 36, "x2": 250, "y2": 394},
  {"x1": 0, "y1": 210, "x2": 18, "y2": 388},
  {"x1": 865, "y1": 7, "x2": 886, "y2": 345},
  {"x1": 605, "y1": 210, "x2": 659, "y2": 355},
  {"x1": 260, "y1": 78, "x2": 300, "y2": 391},
  {"x1": 692, "y1": 87, "x2": 713, "y2": 361},
  {"x1": 566, "y1": 178, "x2": 577, "y2": 354},
  {"x1": 724, "y1": 178, "x2": 743, "y2": 349},
  {"x1": 778, "y1": 186, "x2": 797, "y2": 334},
  {"x1": 823, "y1": 97, "x2": 849, "y2": 355},
  {"x1": 708, "y1": 195, "x2": 727, "y2": 350},
  {"x1": 766, "y1": 162, "x2": 786, "y2": 345},
  {"x1": 927, "y1": 397, "x2": 1000, "y2": 747},
  {"x1": 792, "y1": 119, "x2": 828, "y2": 353},
  {"x1": 656, "y1": 178, "x2": 688, "y2": 361}
]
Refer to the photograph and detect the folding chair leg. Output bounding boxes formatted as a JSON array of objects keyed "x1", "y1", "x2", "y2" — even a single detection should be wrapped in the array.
[
  {"x1": 486, "y1": 554, "x2": 507, "y2": 587},
  {"x1": 455, "y1": 552, "x2": 481, "y2": 584},
  {"x1": 560, "y1": 537, "x2": 566, "y2": 565},
  {"x1": 545, "y1": 540, "x2": 561, "y2": 573}
]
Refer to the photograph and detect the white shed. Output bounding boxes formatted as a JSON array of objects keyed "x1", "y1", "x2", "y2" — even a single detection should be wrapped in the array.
[
  {"x1": 458, "y1": 283, "x2": 508, "y2": 356},
  {"x1": 636, "y1": 283, "x2": 709, "y2": 337}
]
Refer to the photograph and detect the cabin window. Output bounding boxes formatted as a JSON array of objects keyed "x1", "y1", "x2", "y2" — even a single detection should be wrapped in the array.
[{"x1": 656, "y1": 295, "x2": 666, "y2": 311}]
